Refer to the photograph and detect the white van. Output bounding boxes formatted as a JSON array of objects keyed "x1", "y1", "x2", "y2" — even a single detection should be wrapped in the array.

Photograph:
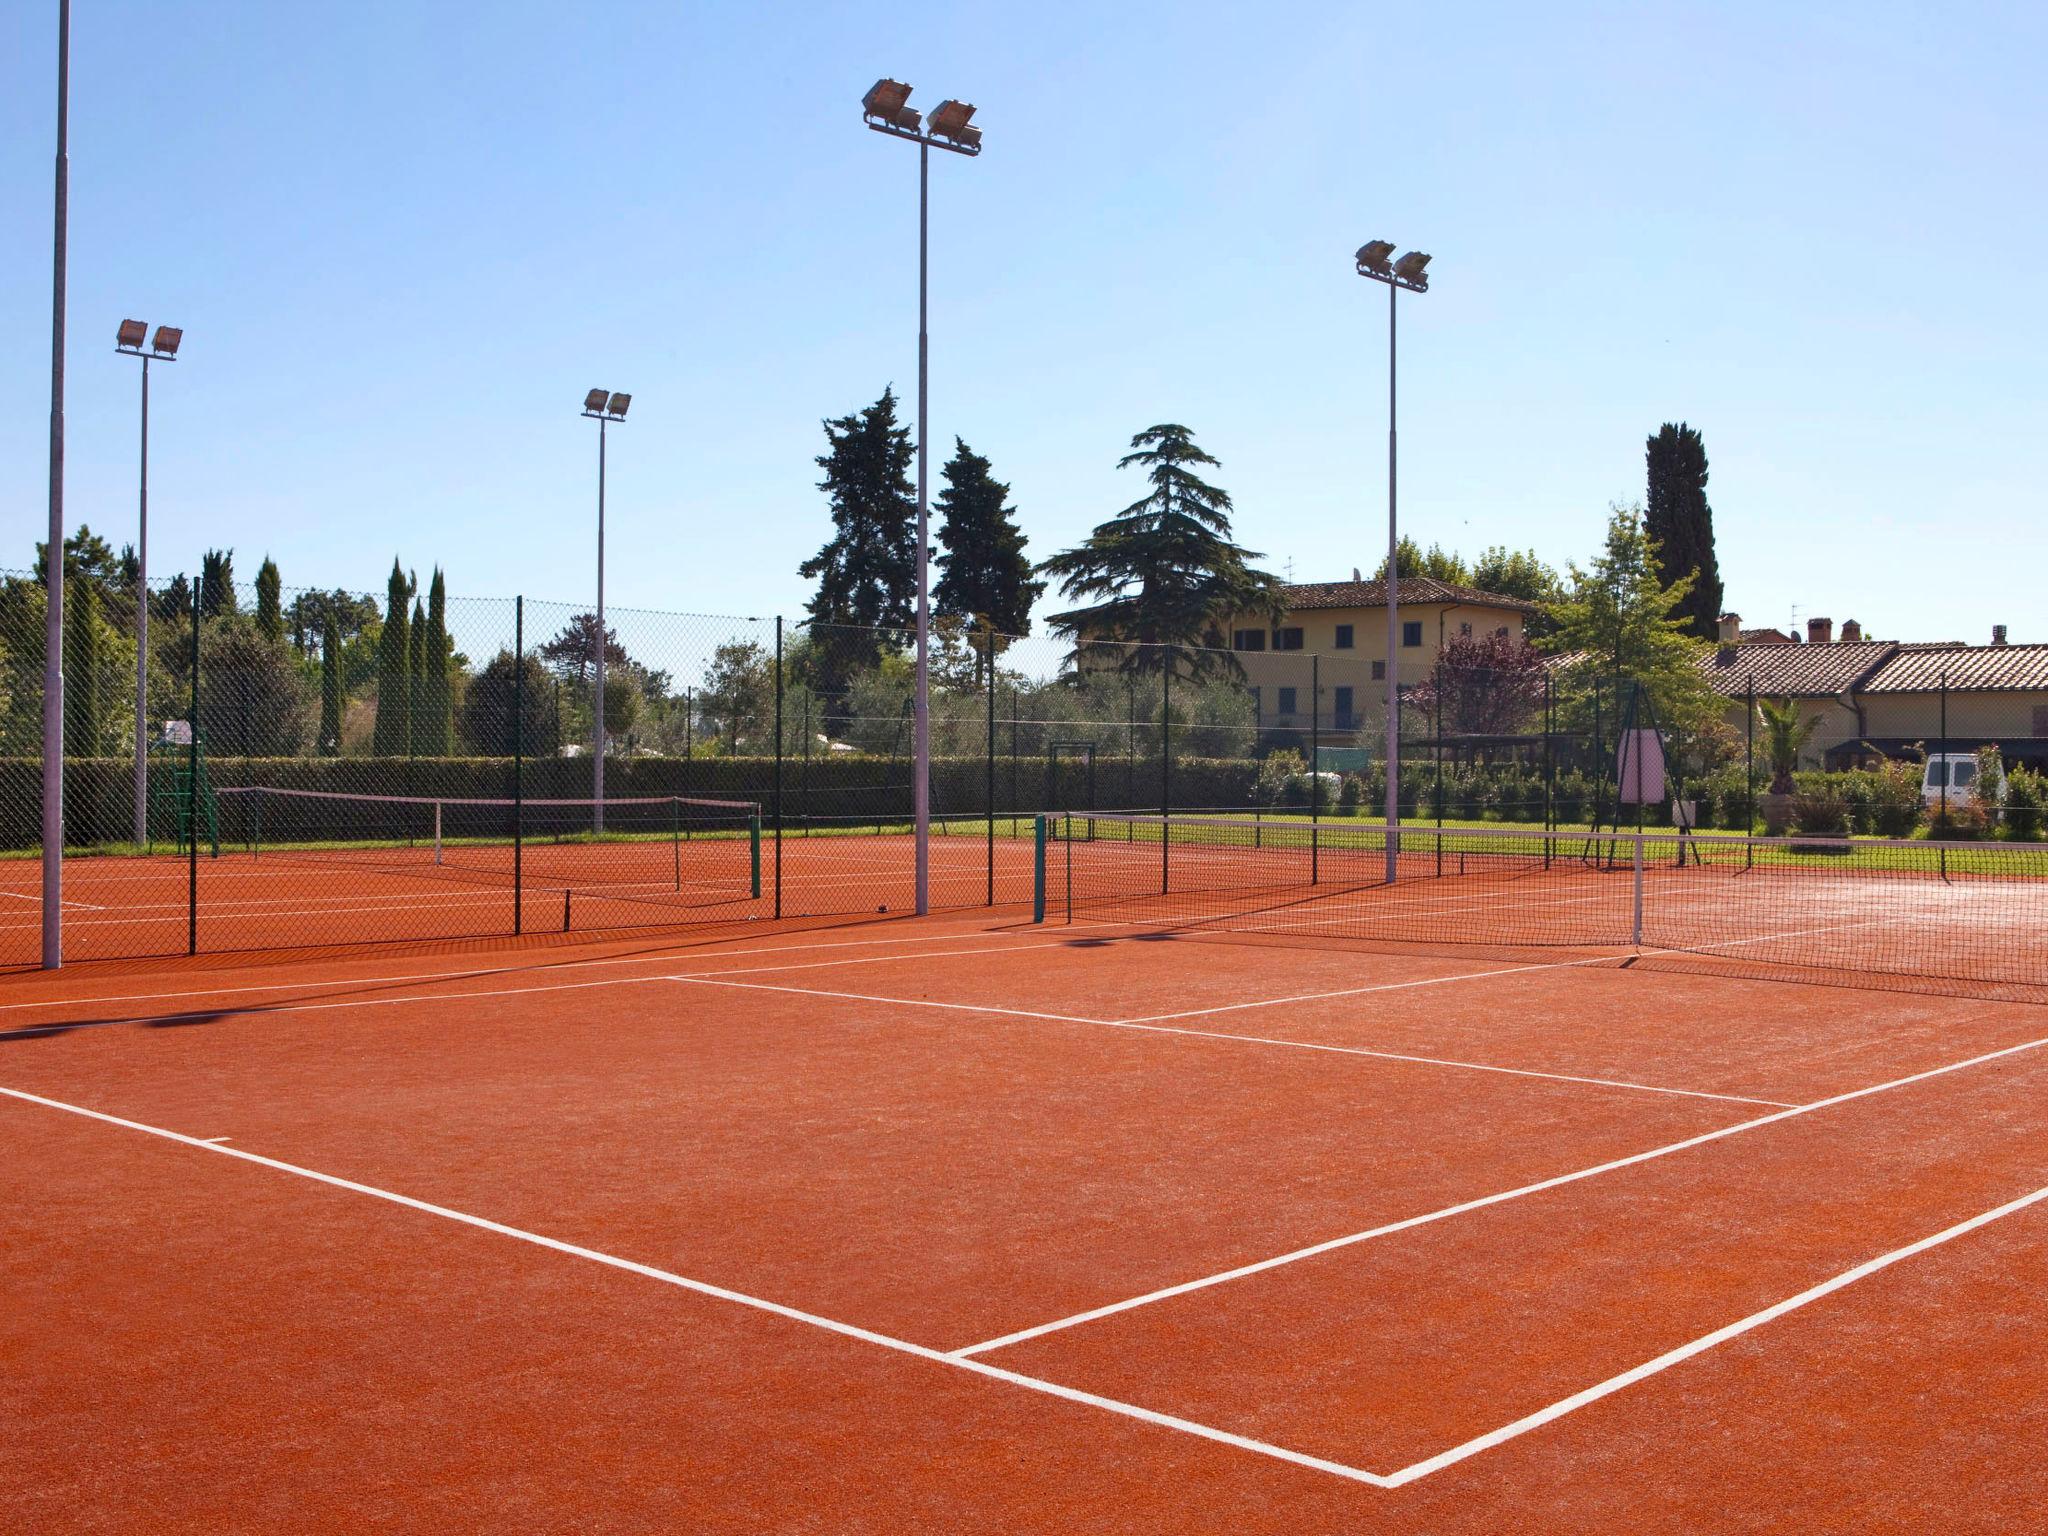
[{"x1": 1921, "y1": 752, "x2": 2004, "y2": 808}]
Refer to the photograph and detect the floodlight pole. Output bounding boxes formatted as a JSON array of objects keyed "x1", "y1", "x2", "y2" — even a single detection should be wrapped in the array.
[
  {"x1": 863, "y1": 98, "x2": 980, "y2": 916},
  {"x1": 1355, "y1": 244, "x2": 1429, "y2": 885},
  {"x1": 118, "y1": 339, "x2": 175, "y2": 847},
  {"x1": 43, "y1": 0, "x2": 71, "y2": 970},
  {"x1": 593, "y1": 412, "x2": 608, "y2": 833}
]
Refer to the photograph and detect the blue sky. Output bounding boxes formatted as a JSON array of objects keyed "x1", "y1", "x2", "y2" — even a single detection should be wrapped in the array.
[{"x1": 4, "y1": 1, "x2": 2043, "y2": 645}]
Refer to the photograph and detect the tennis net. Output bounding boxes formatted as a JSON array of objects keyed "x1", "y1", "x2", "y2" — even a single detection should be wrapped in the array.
[
  {"x1": 1031, "y1": 812, "x2": 2048, "y2": 996},
  {"x1": 216, "y1": 786, "x2": 762, "y2": 907}
]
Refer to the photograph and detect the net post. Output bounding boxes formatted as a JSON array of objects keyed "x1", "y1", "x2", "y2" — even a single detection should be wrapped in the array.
[
  {"x1": 1031, "y1": 814, "x2": 1046, "y2": 923},
  {"x1": 251, "y1": 781, "x2": 262, "y2": 860},
  {"x1": 1744, "y1": 676, "x2": 1755, "y2": 868},
  {"x1": 1939, "y1": 669, "x2": 1949, "y2": 881},
  {"x1": 672, "y1": 797, "x2": 681, "y2": 892},
  {"x1": 1631, "y1": 832, "x2": 1644, "y2": 947},
  {"x1": 434, "y1": 800, "x2": 443, "y2": 866},
  {"x1": 750, "y1": 812, "x2": 762, "y2": 899}
]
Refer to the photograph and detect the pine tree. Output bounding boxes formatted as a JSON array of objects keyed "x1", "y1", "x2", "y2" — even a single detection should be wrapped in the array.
[
  {"x1": 319, "y1": 612, "x2": 343, "y2": 756},
  {"x1": 254, "y1": 556, "x2": 285, "y2": 645},
  {"x1": 407, "y1": 598, "x2": 429, "y2": 757},
  {"x1": 199, "y1": 549, "x2": 239, "y2": 618},
  {"x1": 372, "y1": 559, "x2": 411, "y2": 755},
  {"x1": 933, "y1": 437, "x2": 1043, "y2": 638},
  {"x1": 1643, "y1": 422, "x2": 1723, "y2": 640},
  {"x1": 63, "y1": 578, "x2": 104, "y2": 756},
  {"x1": 801, "y1": 388, "x2": 918, "y2": 632},
  {"x1": 1039, "y1": 424, "x2": 1282, "y2": 679}
]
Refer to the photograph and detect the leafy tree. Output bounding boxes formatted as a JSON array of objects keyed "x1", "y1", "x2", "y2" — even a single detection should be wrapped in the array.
[
  {"x1": 1372, "y1": 536, "x2": 1472, "y2": 585},
  {"x1": 201, "y1": 616, "x2": 311, "y2": 755},
  {"x1": 933, "y1": 437, "x2": 1043, "y2": 637},
  {"x1": 1471, "y1": 546, "x2": 1566, "y2": 639},
  {"x1": 1644, "y1": 422, "x2": 1723, "y2": 640},
  {"x1": 63, "y1": 579, "x2": 105, "y2": 756},
  {"x1": 407, "y1": 598, "x2": 428, "y2": 755},
  {"x1": 254, "y1": 557, "x2": 285, "y2": 645},
  {"x1": 801, "y1": 387, "x2": 917, "y2": 635},
  {"x1": 460, "y1": 650, "x2": 559, "y2": 756},
  {"x1": 1544, "y1": 504, "x2": 1719, "y2": 739},
  {"x1": 1408, "y1": 632, "x2": 1548, "y2": 737},
  {"x1": 199, "y1": 549, "x2": 239, "y2": 618},
  {"x1": 318, "y1": 613, "x2": 343, "y2": 755},
  {"x1": 372, "y1": 559, "x2": 411, "y2": 755},
  {"x1": 698, "y1": 640, "x2": 774, "y2": 755},
  {"x1": 286, "y1": 588, "x2": 380, "y2": 656},
  {"x1": 1039, "y1": 424, "x2": 1282, "y2": 679}
]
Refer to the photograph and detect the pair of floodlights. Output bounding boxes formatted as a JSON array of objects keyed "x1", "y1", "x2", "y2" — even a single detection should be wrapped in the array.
[
  {"x1": 116, "y1": 318, "x2": 182, "y2": 359},
  {"x1": 1354, "y1": 241, "x2": 1431, "y2": 291},
  {"x1": 861, "y1": 79, "x2": 982, "y2": 153},
  {"x1": 582, "y1": 388, "x2": 631, "y2": 422}
]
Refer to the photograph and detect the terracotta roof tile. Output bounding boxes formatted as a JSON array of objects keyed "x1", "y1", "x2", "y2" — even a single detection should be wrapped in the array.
[
  {"x1": 1699, "y1": 641, "x2": 1897, "y2": 698},
  {"x1": 1862, "y1": 643, "x2": 2048, "y2": 693},
  {"x1": 1279, "y1": 578, "x2": 1537, "y2": 614}
]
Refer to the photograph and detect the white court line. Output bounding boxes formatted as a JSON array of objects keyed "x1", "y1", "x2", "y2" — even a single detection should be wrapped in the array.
[
  {"x1": 1378, "y1": 1178, "x2": 2048, "y2": 1486},
  {"x1": 0, "y1": 889, "x2": 106, "y2": 911},
  {"x1": 0, "y1": 1084, "x2": 1391, "y2": 1490},
  {"x1": 0, "y1": 922, "x2": 1049, "y2": 1015},
  {"x1": 1117, "y1": 953, "x2": 1627, "y2": 1024},
  {"x1": 949, "y1": 1028, "x2": 2048, "y2": 1357},
  {"x1": 666, "y1": 971, "x2": 1792, "y2": 1108}
]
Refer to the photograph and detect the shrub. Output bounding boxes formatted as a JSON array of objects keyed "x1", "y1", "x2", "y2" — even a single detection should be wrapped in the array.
[
  {"x1": 1551, "y1": 769, "x2": 1589, "y2": 826},
  {"x1": 1791, "y1": 792, "x2": 1850, "y2": 837},
  {"x1": 2003, "y1": 766, "x2": 2045, "y2": 841},
  {"x1": 1863, "y1": 760, "x2": 1924, "y2": 838},
  {"x1": 1255, "y1": 748, "x2": 1305, "y2": 808},
  {"x1": 1926, "y1": 797, "x2": 1989, "y2": 840},
  {"x1": 1336, "y1": 773, "x2": 1363, "y2": 817}
]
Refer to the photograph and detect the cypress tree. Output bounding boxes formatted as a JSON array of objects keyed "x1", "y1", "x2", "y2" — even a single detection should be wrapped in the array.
[
  {"x1": 1038, "y1": 424, "x2": 1282, "y2": 679},
  {"x1": 407, "y1": 598, "x2": 429, "y2": 757},
  {"x1": 64, "y1": 578, "x2": 104, "y2": 756},
  {"x1": 372, "y1": 558, "x2": 411, "y2": 755},
  {"x1": 1643, "y1": 422, "x2": 1723, "y2": 640},
  {"x1": 422, "y1": 568, "x2": 452, "y2": 755},
  {"x1": 933, "y1": 437, "x2": 1043, "y2": 637},
  {"x1": 199, "y1": 549, "x2": 238, "y2": 618},
  {"x1": 319, "y1": 612, "x2": 343, "y2": 755},
  {"x1": 254, "y1": 556, "x2": 285, "y2": 645}
]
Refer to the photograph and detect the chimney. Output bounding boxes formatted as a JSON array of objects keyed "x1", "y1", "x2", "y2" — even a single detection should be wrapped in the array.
[
  {"x1": 1841, "y1": 619, "x2": 1862, "y2": 643},
  {"x1": 1993, "y1": 624, "x2": 2009, "y2": 646},
  {"x1": 1807, "y1": 616, "x2": 1833, "y2": 645},
  {"x1": 1717, "y1": 613, "x2": 1741, "y2": 645}
]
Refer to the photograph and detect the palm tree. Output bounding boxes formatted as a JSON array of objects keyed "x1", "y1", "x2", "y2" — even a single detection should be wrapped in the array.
[{"x1": 1756, "y1": 696, "x2": 1820, "y2": 794}]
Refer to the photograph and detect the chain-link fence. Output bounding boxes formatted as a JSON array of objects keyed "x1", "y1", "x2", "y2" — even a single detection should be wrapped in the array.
[{"x1": 6, "y1": 565, "x2": 2045, "y2": 964}]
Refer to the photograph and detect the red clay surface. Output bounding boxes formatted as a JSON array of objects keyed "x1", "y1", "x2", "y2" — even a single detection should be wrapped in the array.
[{"x1": 5, "y1": 910, "x2": 2046, "y2": 1531}]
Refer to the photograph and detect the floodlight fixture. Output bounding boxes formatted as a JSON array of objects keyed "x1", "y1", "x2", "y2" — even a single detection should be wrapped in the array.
[
  {"x1": 116, "y1": 318, "x2": 147, "y2": 350},
  {"x1": 929, "y1": 99, "x2": 979, "y2": 149},
  {"x1": 863, "y1": 78, "x2": 921, "y2": 132},
  {"x1": 606, "y1": 391, "x2": 631, "y2": 419},
  {"x1": 1355, "y1": 240, "x2": 1395, "y2": 277},
  {"x1": 1392, "y1": 250, "x2": 1432, "y2": 289},
  {"x1": 150, "y1": 325, "x2": 182, "y2": 358},
  {"x1": 583, "y1": 387, "x2": 610, "y2": 414}
]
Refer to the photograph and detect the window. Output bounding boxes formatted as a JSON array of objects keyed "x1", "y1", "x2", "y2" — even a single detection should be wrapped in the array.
[
  {"x1": 1458, "y1": 621, "x2": 1472, "y2": 637},
  {"x1": 1232, "y1": 629, "x2": 1266, "y2": 652},
  {"x1": 1277, "y1": 686, "x2": 1298, "y2": 716},
  {"x1": 1334, "y1": 686, "x2": 1354, "y2": 728},
  {"x1": 1496, "y1": 626, "x2": 1510, "y2": 639},
  {"x1": 1402, "y1": 621, "x2": 1423, "y2": 648},
  {"x1": 2035, "y1": 706, "x2": 2048, "y2": 735},
  {"x1": 1273, "y1": 627, "x2": 1305, "y2": 651},
  {"x1": 1334, "y1": 624, "x2": 1354, "y2": 649},
  {"x1": 1371, "y1": 660, "x2": 1386, "y2": 681}
]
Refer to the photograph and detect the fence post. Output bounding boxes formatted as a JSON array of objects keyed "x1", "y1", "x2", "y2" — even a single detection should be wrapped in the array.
[
  {"x1": 1939, "y1": 669, "x2": 1949, "y2": 880},
  {"x1": 985, "y1": 631, "x2": 996, "y2": 905},
  {"x1": 1031, "y1": 813, "x2": 1046, "y2": 922},
  {"x1": 187, "y1": 577, "x2": 199, "y2": 956},
  {"x1": 1542, "y1": 673, "x2": 1554, "y2": 863},
  {"x1": 773, "y1": 616, "x2": 784, "y2": 920},
  {"x1": 1631, "y1": 832, "x2": 1644, "y2": 947},
  {"x1": 1310, "y1": 652, "x2": 1320, "y2": 884},
  {"x1": 1160, "y1": 653, "x2": 1171, "y2": 896},
  {"x1": 1744, "y1": 676, "x2": 1755, "y2": 868},
  {"x1": 513, "y1": 595, "x2": 524, "y2": 936}
]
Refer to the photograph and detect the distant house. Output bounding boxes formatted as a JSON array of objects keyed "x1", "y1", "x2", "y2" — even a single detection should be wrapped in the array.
[
  {"x1": 1700, "y1": 615, "x2": 2048, "y2": 771},
  {"x1": 1220, "y1": 578, "x2": 1535, "y2": 732}
]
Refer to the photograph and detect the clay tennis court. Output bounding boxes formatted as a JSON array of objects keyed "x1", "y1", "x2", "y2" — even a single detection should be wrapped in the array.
[{"x1": 6, "y1": 838, "x2": 2048, "y2": 1532}]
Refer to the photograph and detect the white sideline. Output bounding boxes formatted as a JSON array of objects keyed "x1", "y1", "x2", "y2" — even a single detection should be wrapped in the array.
[
  {"x1": 666, "y1": 971, "x2": 1786, "y2": 1108},
  {"x1": 949, "y1": 1028, "x2": 2048, "y2": 1357},
  {"x1": 1377, "y1": 1178, "x2": 2048, "y2": 1486},
  {"x1": 0, "y1": 1084, "x2": 1393, "y2": 1490}
]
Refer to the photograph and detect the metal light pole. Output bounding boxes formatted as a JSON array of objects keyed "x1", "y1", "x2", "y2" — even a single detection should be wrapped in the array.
[
  {"x1": 580, "y1": 389, "x2": 630, "y2": 833},
  {"x1": 1354, "y1": 241, "x2": 1431, "y2": 885},
  {"x1": 43, "y1": 0, "x2": 71, "y2": 970},
  {"x1": 116, "y1": 321, "x2": 182, "y2": 847},
  {"x1": 861, "y1": 79, "x2": 982, "y2": 917}
]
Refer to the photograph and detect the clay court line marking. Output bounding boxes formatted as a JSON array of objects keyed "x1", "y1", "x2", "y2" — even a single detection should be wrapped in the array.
[
  {"x1": 1115, "y1": 954, "x2": 1627, "y2": 1023},
  {"x1": 0, "y1": 1085, "x2": 1393, "y2": 1490},
  {"x1": 1378, "y1": 1177, "x2": 2048, "y2": 1486},
  {"x1": 666, "y1": 973, "x2": 1792, "y2": 1107},
  {"x1": 0, "y1": 924, "x2": 1051, "y2": 1016},
  {"x1": 0, "y1": 889, "x2": 105, "y2": 910},
  {"x1": 950, "y1": 1028, "x2": 2048, "y2": 1357}
]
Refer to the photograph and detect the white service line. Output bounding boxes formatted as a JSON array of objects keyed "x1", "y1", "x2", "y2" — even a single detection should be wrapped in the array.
[
  {"x1": 665, "y1": 972, "x2": 1792, "y2": 1107},
  {"x1": 1378, "y1": 1178, "x2": 2048, "y2": 1486},
  {"x1": 948, "y1": 1028, "x2": 2048, "y2": 1357},
  {"x1": 0, "y1": 1084, "x2": 1393, "y2": 1490},
  {"x1": 1116, "y1": 953, "x2": 1627, "y2": 1024}
]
